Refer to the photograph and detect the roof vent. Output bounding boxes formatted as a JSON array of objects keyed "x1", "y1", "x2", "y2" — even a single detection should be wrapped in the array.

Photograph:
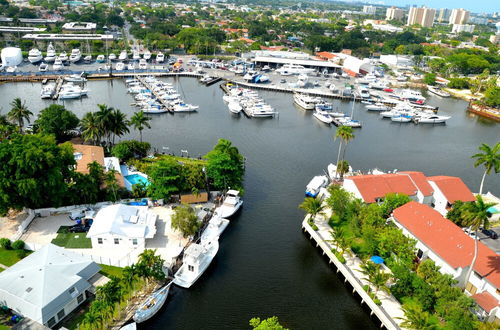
[
  {"x1": 26, "y1": 287, "x2": 32, "y2": 293},
  {"x1": 20, "y1": 275, "x2": 24, "y2": 278}
]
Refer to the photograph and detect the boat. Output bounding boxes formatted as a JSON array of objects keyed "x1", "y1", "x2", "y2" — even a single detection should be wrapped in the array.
[
  {"x1": 427, "y1": 86, "x2": 450, "y2": 98},
  {"x1": 173, "y1": 239, "x2": 219, "y2": 288},
  {"x1": 172, "y1": 102, "x2": 198, "y2": 112},
  {"x1": 315, "y1": 101, "x2": 333, "y2": 112},
  {"x1": 368, "y1": 80, "x2": 389, "y2": 90},
  {"x1": 216, "y1": 190, "x2": 243, "y2": 218},
  {"x1": 65, "y1": 73, "x2": 87, "y2": 83},
  {"x1": 69, "y1": 49, "x2": 81, "y2": 63},
  {"x1": 358, "y1": 87, "x2": 371, "y2": 99},
  {"x1": 119, "y1": 50, "x2": 128, "y2": 61},
  {"x1": 156, "y1": 52, "x2": 165, "y2": 63},
  {"x1": 365, "y1": 103, "x2": 389, "y2": 111},
  {"x1": 414, "y1": 114, "x2": 451, "y2": 124},
  {"x1": 44, "y1": 43, "x2": 56, "y2": 63},
  {"x1": 53, "y1": 57, "x2": 63, "y2": 71},
  {"x1": 59, "y1": 83, "x2": 88, "y2": 99},
  {"x1": 59, "y1": 52, "x2": 68, "y2": 62},
  {"x1": 115, "y1": 62, "x2": 125, "y2": 71},
  {"x1": 5, "y1": 66, "x2": 17, "y2": 73},
  {"x1": 28, "y1": 48, "x2": 43, "y2": 64},
  {"x1": 296, "y1": 73, "x2": 309, "y2": 88},
  {"x1": 201, "y1": 213, "x2": 230, "y2": 244},
  {"x1": 39, "y1": 62, "x2": 48, "y2": 72},
  {"x1": 138, "y1": 59, "x2": 148, "y2": 70},
  {"x1": 96, "y1": 54, "x2": 105, "y2": 63},
  {"x1": 228, "y1": 102, "x2": 242, "y2": 114},
  {"x1": 276, "y1": 64, "x2": 315, "y2": 76},
  {"x1": 337, "y1": 117, "x2": 362, "y2": 128},
  {"x1": 143, "y1": 50, "x2": 151, "y2": 60},
  {"x1": 40, "y1": 83, "x2": 55, "y2": 99},
  {"x1": 397, "y1": 89, "x2": 426, "y2": 104},
  {"x1": 313, "y1": 111, "x2": 333, "y2": 124},
  {"x1": 356, "y1": 73, "x2": 377, "y2": 85},
  {"x1": 133, "y1": 284, "x2": 171, "y2": 323},
  {"x1": 305, "y1": 175, "x2": 328, "y2": 197},
  {"x1": 127, "y1": 62, "x2": 135, "y2": 70},
  {"x1": 143, "y1": 105, "x2": 168, "y2": 114},
  {"x1": 293, "y1": 93, "x2": 321, "y2": 110},
  {"x1": 391, "y1": 114, "x2": 413, "y2": 123},
  {"x1": 132, "y1": 50, "x2": 140, "y2": 61},
  {"x1": 327, "y1": 163, "x2": 353, "y2": 180},
  {"x1": 109, "y1": 53, "x2": 117, "y2": 61}
]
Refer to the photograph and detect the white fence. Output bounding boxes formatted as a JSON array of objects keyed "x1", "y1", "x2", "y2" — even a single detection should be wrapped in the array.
[{"x1": 10, "y1": 209, "x2": 36, "y2": 241}]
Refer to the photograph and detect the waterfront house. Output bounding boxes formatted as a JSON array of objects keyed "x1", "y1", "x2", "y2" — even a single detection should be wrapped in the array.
[
  {"x1": 87, "y1": 204, "x2": 157, "y2": 249},
  {"x1": 0, "y1": 244, "x2": 100, "y2": 328},
  {"x1": 427, "y1": 176, "x2": 476, "y2": 215},
  {"x1": 392, "y1": 202, "x2": 500, "y2": 323},
  {"x1": 342, "y1": 171, "x2": 434, "y2": 204}
]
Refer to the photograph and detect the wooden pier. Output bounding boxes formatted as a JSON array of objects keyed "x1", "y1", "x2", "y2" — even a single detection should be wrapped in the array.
[
  {"x1": 52, "y1": 77, "x2": 64, "y2": 100},
  {"x1": 134, "y1": 75, "x2": 172, "y2": 112}
]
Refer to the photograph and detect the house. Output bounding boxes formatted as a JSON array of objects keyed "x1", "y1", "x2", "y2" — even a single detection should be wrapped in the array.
[
  {"x1": 87, "y1": 204, "x2": 157, "y2": 249},
  {"x1": 427, "y1": 176, "x2": 475, "y2": 215},
  {"x1": 392, "y1": 202, "x2": 500, "y2": 323},
  {"x1": 0, "y1": 244, "x2": 100, "y2": 328},
  {"x1": 342, "y1": 171, "x2": 433, "y2": 204}
]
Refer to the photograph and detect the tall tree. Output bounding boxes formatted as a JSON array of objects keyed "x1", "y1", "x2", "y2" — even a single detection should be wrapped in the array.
[
  {"x1": 96, "y1": 104, "x2": 114, "y2": 146},
  {"x1": 205, "y1": 139, "x2": 244, "y2": 190},
  {"x1": 130, "y1": 110, "x2": 151, "y2": 142},
  {"x1": 471, "y1": 142, "x2": 500, "y2": 195},
  {"x1": 7, "y1": 98, "x2": 32, "y2": 133},
  {"x1": 34, "y1": 104, "x2": 79, "y2": 142},
  {"x1": 109, "y1": 108, "x2": 129, "y2": 146},
  {"x1": 81, "y1": 112, "x2": 101, "y2": 145},
  {"x1": 462, "y1": 195, "x2": 495, "y2": 291},
  {"x1": 299, "y1": 196, "x2": 325, "y2": 221},
  {"x1": 334, "y1": 126, "x2": 354, "y2": 179},
  {"x1": 171, "y1": 203, "x2": 201, "y2": 238}
]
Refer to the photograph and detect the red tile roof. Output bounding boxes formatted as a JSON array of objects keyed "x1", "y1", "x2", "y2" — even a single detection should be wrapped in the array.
[
  {"x1": 346, "y1": 174, "x2": 419, "y2": 203},
  {"x1": 393, "y1": 202, "x2": 500, "y2": 289},
  {"x1": 427, "y1": 176, "x2": 475, "y2": 203},
  {"x1": 399, "y1": 171, "x2": 434, "y2": 196},
  {"x1": 316, "y1": 51, "x2": 336, "y2": 59},
  {"x1": 238, "y1": 37, "x2": 255, "y2": 44},
  {"x1": 472, "y1": 291, "x2": 499, "y2": 313}
]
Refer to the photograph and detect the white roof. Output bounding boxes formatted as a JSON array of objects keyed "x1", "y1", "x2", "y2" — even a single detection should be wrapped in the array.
[
  {"x1": 253, "y1": 56, "x2": 342, "y2": 68},
  {"x1": 87, "y1": 204, "x2": 157, "y2": 239},
  {"x1": 0, "y1": 244, "x2": 99, "y2": 325},
  {"x1": 104, "y1": 157, "x2": 122, "y2": 174}
]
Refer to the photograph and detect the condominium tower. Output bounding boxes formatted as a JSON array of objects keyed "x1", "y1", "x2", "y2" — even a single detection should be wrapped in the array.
[
  {"x1": 407, "y1": 7, "x2": 436, "y2": 28},
  {"x1": 386, "y1": 6, "x2": 404, "y2": 20},
  {"x1": 449, "y1": 8, "x2": 470, "y2": 24}
]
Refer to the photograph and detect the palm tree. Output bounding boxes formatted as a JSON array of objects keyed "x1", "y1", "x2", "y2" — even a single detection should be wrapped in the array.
[
  {"x1": 96, "y1": 104, "x2": 114, "y2": 146},
  {"x1": 81, "y1": 112, "x2": 101, "y2": 145},
  {"x1": 130, "y1": 110, "x2": 151, "y2": 142},
  {"x1": 299, "y1": 197, "x2": 325, "y2": 222},
  {"x1": 337, "y1": 160, "x2": 350, "y2": 180},
  {"x1": 462, "y1": 195, "x2": 495, "y2": 291},
  {"x1": 329, "y1": 228, "x2": 351, "y2": 256},
  {"x1": 399, "y1": 302, "x2": 437, "y2": 330},
  {"x1": 110, "y1": 108, "x2": 129, "y2": 145},
  {"x1": 334, "y1": 126, "x2": 354, "y2": 179},
  {"x1": 8, "y1": 98, "x2": 32, "y2": 133},
  {"x1": 471, "y1": 142, "x2": 500, "y2": 195}
]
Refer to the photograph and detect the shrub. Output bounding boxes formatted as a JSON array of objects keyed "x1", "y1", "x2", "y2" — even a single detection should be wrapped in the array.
[
  {"x1": 112, "y1": 140, "x2": 151, "y2": 162},
  {"x1": 312, "y1": 224, "x2": 319, "y2": 231},
  {"x1": 16, "y1": 249, "x2": 27, "y2": 259},
  {"x1": 374, "y1": 298, "x2": 381, "y2": 305},
  {"x1": 11, "y1": 240, "x2": 25, "y2": 250},
  {"x1": 447, "y1": 78, "x2": 469, "y2": 89},
  {"x1": 363, "y1": 284, "x2": 370, "y2": 292},
  {"x1": 0, "y1": 238, "x2": 11, "y2": 250},
  {"x1": 334, "y1": 251, "x2": 346, "y2": 263}
]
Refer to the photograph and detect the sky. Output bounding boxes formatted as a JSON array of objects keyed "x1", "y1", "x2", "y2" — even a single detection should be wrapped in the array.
[{"x1": 375, "y1": 0, "x2": 500, "y2": 14}]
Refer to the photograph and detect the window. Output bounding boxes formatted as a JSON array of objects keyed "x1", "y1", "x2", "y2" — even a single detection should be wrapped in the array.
[
  {"x1": 132, "y1": 238, "x2": 138, "y2": 245},
  {"x1": 57, "y1": 309, "x2": 65, "y2": 320},
  {"x1": 69, "y1": 287, "x2": 75, "y2": 294},
  {"x1": 97, "y1": 238, "x2": 103, "y2": 244},
  {"x1": 114, "y1": 238, "x2": 119, "y2": 245},
  {"x1": 77, "y1": 293, "x2": 84, "y2": 304},
  {"x1": 417, "y1": 249, "x2": 423, "y2": 259},
  {"x1": 47, "y1": 317, "x2": 56, "y2": 328},
  {"x1": 188, "y1": 265, "x2": 194, "y2": 272},
  {"x1": 465, "y1": 282, "x2": 477, "y2": 295}
]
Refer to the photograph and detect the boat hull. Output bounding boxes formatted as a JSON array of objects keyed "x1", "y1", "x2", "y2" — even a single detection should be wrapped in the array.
[
  {"x1": 133, "y1": 284, "x2": 171, "y2": 323},
  {"x1": 217, "y1": 201, "x2": 242, "y2": 218}
]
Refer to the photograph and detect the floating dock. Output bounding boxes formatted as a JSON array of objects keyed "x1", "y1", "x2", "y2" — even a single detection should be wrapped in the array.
[{"x1": 134, "y1": 75, "x2": 172, "y2": 112}]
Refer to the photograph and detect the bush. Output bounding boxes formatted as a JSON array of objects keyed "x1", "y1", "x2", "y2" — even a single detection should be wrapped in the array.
[
  {"x1": 363, "y1": 284, "x2": 370, "y2": 292},
  {"x1": 16, "y1": 249, "x2": 27, "y2": 259},
  {"x1": 424, "y1": 73, "x2": 436, "y2": 85},
  {"x1": 447, "y1": 78, "x2": 469, "y2": 89},
  {"x1": 312, "y1": 224, "x2": 319, "y2": 231},
  {"x1": 0, "y1": 238, "x2": 11, "y2": 250},
  {"x1": 11, "y1": 240, "x2": 25, "y2": 250},
  {"x1": 334, "y1": 251, "x2": 346, "y2": 263},
  {"x1": 374, "y1": 298, "x2": 381, "y2": 305},
  {"x1": 112, "y1": 140, "x2": 151, "y2": 162}
]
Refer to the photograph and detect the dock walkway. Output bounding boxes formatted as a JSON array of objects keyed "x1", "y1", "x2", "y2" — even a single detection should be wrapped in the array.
[
  {"x1": 302, "y1": 215, "x2": 403, "y2": 330},
  {"x1": 135, "y1": 75, "x2": 172, "y2": 111}
]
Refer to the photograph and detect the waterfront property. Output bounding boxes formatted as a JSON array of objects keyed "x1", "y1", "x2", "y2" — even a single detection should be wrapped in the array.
[
  {"x1": 392, "y1": 202, "x2": 500, "y2": 323},
  {"x1": 120, "y1": 165, "x2": 150, "y2": 191},
  {"x1": 73, "y1": 144, "x2": 125, "y2": 188},
  {"x1": 86, "y1": 204, "x2": 157, "y2": 249},
  {"x1": 427, "y1": 176, "x2": 476, "y2": 215},
  {"x1": 0, "y1": 244, "x2": 101, "y2": 328}
]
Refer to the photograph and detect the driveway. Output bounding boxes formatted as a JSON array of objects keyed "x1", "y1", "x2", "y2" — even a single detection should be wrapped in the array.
[{"x1": 21, "y1": 213, "x2": 73, "y2": 247}]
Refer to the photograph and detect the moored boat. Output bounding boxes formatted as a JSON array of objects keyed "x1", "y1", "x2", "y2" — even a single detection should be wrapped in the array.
[
  {"x1": 28, "y1": 48, "x2": 43, "y2": 64},
  {"x1": 365, "y1": 103, "x2": 389, "y2": 111},
  {"x1": 44, "y1": 43, "x2": 56, "y2": 63},
  {"x1": 173, "y1": 239, "x2": 219, "y2": 289},
  {"x1": 313, "y1": 111, "x2": 333, "y2": 124},
  {"x1": 228, "y1": 101, "x2": 242, "y2": 114},
  {"x1": 305, "y1": 175, "x2": 328, "y2": 197},
  {"x1": 293, "y1": 93, "x2": 321, "y2": 110},
  {"x1": 69, "y1": 49, "x2": 81, "y2": 63},
  {"x1": 414, "y1": 114, "x2": 451, "y2": 124},
  {"x1": 427, "y1": 86, "x2": 450, "y2": 98},
  {"x1": 201, "y1": 213, "x2": 230, "y2": 244},
  {"x1": 216, "y1": 190, "x2": 243, "y2": 218},
  {"x1": 133, "y1": 284, "x2": 171, "y2": 323}
]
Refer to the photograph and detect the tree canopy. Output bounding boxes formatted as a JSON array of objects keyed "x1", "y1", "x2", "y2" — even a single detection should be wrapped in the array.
[
  {"x1": 204, "y1": 139, "x2": 245, "y2": 191},
  {"x1": 34, "y1": 104, "x2": 79, "y2": 142},
  {"x1": 171, "y1": 203, "x2": 201, "y2": 238}
]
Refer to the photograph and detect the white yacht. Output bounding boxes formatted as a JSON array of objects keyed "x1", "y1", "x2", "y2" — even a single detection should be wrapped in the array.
[
  {"x1": 276, "y1": 64, "x2": 315, "y2": 76},
  {"x1": 427, "y1": 86, "x2": 450, "y2": 98},
  {"x1": 58, "y1": 52, "x2": 68, "y2": 62},
  {"x1": 119, "y1": 50, "x2": 128, "y2": 61},
  {"x1": 156, "y1": 52, "x2": 165, "y2": 63},
  {"x1": 142, "y1": 105, "x2": 168, "y2": 114},
  {"x1": 313, "y1": 111, "x2": 333, "y2": 124},
  {"x1": 228, "y1": 102, "x2": 242, "y2": 114},
  {"x1": 398, "y1": 89, "x2": 426, "y2": 104},
  {"x1": 115, "y1": 62, "x2": 125, "y2": 71},
  {"x1": 391, "y1": 114, "x2": 413, "y2": 123},
  {"x1": 293, "y1": 93, "x2": 321, "y2": 110},
  {"x1": 414, "y1": 113, "x2": 451, "y2": 124},
  {"x1": 296, "y1": 74, "x2": 309, "y2": 88},
  {"x1": 59, "y1": 83, "x2": 88, "y2": 99},
  {"x1": 53, "y1": 57, "x2": 63, "y2": 71},
  {"x1": 337, "y1": 116, "x2": 362, "y2": 128},
  {"x1": 96, "y1": 54, "x2": 106, "y2": 63},
  {"x1": 64, "y1": 72, "x2": 87, "y2": 83},
  {"x1": 83, "y1": 55, "x2": 92, "y2": 63},
  {"x1": 358, "y1": 87, "x2": 371, "y2": 99},
  {"x1": 38, "y1": 62, "x2": 48, "y2": 72},
  {"x1": 365, "y1": 103, "x2": 389, "y2": 111},
  {"x1": 44, "y1": 43, "x2": 56, "y2": 63},
  {"x1": 40, "y1": 83, "x2": 55, "y2": 99},
  {"x1": 356, "y1": 73, "x2": 377, "y2": 85},
  {"x1": 173, "y1": 239, "x2": 219, "y2": 289},
  {"x1": 69, "y1": 49, "x2": 81, "y2": 63},
  {"x1": 172, "y1": 102, "x2": 198, "y2": 112},
  {"x1": 305, "y1": 175, "x2": 328, "y2": 197},
  {"x1": 5, "y1": 66, "x2": 17, "y2": 73},
  {"x1": 28, "y1": 48, "x2": 43, "y2": 64},
  {"x1": 133, "y1": 50, "x2": 141, "y2": 61},
  {"x1": 108, "y1": 53, "x2": 117, "y2": 61},
  {"x1": 127, "y1": 62, "x2": 135, "y2": 70},
  {"x1": 138, "y1": 59, "x2": 148, "y2": 70},
  {"x1": 133, "y1": 284, "x2": 171, "y2": 323},
  {"x1": 369, "y1": 80, "x2": 389, "y2": 90},
  {"x1": 216, "y1": 190, "x2": 243, "y2": 218},
  {"x1": 143, "y1": 50, "x2": 151, "y2": 60},
  {"x1": 201, "y1": 213, "x2": 230, "y2": 244}
]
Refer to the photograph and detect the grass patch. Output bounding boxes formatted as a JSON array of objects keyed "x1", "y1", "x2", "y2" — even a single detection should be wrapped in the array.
[
  {"x1": 0, "y1": 248, "x2": 24, "y2": 267},
  {"x1": 0, "y1": 267, "x2": 4, "y2": 272},
  {"x1": 61, "y1": 300, "x2": 91, "y2": 330},
  {"x1": 51, "y1": 226, "x2": 92, "y2": 249},
  {"x1": 99, "y1": 264, "x2": 124, "y2": 278}
]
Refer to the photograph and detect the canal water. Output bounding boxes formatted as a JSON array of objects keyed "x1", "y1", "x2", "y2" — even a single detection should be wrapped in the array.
[{"x1": 0, "y1": 79, "x2": 498, "y2": 329}]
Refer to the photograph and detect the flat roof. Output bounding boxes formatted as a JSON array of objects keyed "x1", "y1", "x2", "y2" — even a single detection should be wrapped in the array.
[
  {"x1": 23, "y1": 33, "x2": 114, "y2": 40},
  {"x1": 0, "y1": 26, "x2": 46, "y2": 32},
  {"x1": 252, "y1": 56, "x2": 342, "y2": 68},
  {"x1": 62, "y1": 22, "x2": 97, "y2": 30},
  {"x1": 0, "y1": 17, "x2": 58, "y2": 23}
]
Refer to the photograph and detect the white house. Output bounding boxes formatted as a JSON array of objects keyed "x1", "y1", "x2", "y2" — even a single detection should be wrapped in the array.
[
  {"x1": 392, "y1": 202, "x2": 500, "y2": 323},
  {"x1": 0, "y1": 244, "x2": 100, "y2": 328},
  {"x1": 87, "y1": 204, "x2": 157, "y2": 249},
  {"x1": 427, "y1": 176, "x2": 476, "y2": 216}
]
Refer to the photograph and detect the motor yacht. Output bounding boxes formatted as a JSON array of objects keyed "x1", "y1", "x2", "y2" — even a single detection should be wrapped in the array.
[
  {"x1": 365, "y1": 103, "x2": 389, "y2": 111},
  {"x1": 398, "y1": 89, "x2": 426, "y2": 104},
  {"x1": 293, "y1": 93, "x2": 321, "y2": 110},
  {"x1": 156, "y1": 52, "x2": 165, "y2": 63},
  {"x1": 414, "y1": 114, "x2": 451, "y2": 124},
  {"x1": 228, "y1": 101, "x2": 242, "y2": 114},
  {"x1": 64, "y1": 72, "x2": 87, "y2": 83},
  {"x1": 313, "y1": 111, "x2": 333, "y2": 124},
  {"x1": 138, "y1": 59, "x2": 148, "y2": 70},
  {"x1": 115, "y1": 62, "x2": 125, "y2": 71},
  {"x1": 201, "y1": 213, "x2": 230, "y2": 244},
  {"x1": 173, "y1": 239, "x2": 219, "y2": 289},
  {"x1": 391, "y1": 114, "x2": 413, "y2": 123},
  {"x1": 28, "y1": 48, "x2": 43, "y2": 64},
  {"x1": 40, "y1": 83, "x2": 55, "y2": 99},
  {"x1": 59, "y1": 83, "x2": 88, "y2": 99},
  {"x1": 108, "y1": 53, "x2": 117, "y2": 61},
  {"x1": 216, "y1": 190, "x2": 243, "y2": 218},
  {"x1": 143, "y1": 50, "x2": 151, "y2": 60},
  {"x1": 427, "y1": 86, "x2": 450, "y2": 98},
  {"x1": 127, "y1": 62, "x2": 135, "y2": 70},
  {"x1": 52, "y1": 57, "x2": 63, "y2": 71},
  {"x1": 358, "y1": 87, "x2": 371, "y2": 99},
  {"x1": 172, "y1": 101, "x2": 199, "y2": 112},
  {"x1": 58, "y1": 52, "x2": 68, "y2": 62},
  {"x1": 337, "y1": 116, "x2": 362, "y2": 128},
  {"x1": 83, "y1": 55, "x2": 92, "y2": 63},
  {"x1": 38, "y1": 62, "x2": 48, "y2": 72},
  {"x1": 119, "y1": 50, "x2": 128, "y2": 61},
  {"x1": 69, "y1": 49, "x2": 81, "y2": 63},
  {"x1": 133, "y1": 50, "x2": 141, "y2": 61},
  {"x1": 44, "y1": 43, "x2": 56, "y2": 63},
  {"x1": 276, "y1": 64, "x2": 315, "y2": 76},
  {"x1": 306, "y1": 176, "x2": 328, "y2": 197},
  {"x1": 96, "y1": 54, "x2": 106, "y2": 63}
]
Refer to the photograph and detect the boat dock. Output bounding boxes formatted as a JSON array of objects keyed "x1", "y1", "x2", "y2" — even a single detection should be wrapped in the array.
[
  {"x1": 134, "y1": 75, "x2": 172, "y2": 112},
  {"x1": 302, "y1": 217, "x2": 401, "y2": 330},
  {"x1": 52, "y1": 77, "x2": 64, "y2": 100},
  {"x1": 203, "y1": 76, "x2": 222, "y2": 86}
]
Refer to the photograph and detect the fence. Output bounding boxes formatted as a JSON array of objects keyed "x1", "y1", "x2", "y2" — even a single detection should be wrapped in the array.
[{"x1": 10, "y1": 209, "x2": 36, "y2": 241}]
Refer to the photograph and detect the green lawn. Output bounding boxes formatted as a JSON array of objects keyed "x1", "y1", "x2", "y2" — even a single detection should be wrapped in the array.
[
  {"x1": 0, "y1": 248, "x2": 23, "y2": 267},
  {"x1": 0, "y1": 324, "x2": 9, "y2": 330},
  {"x1": 99, "y1": 264, "x2": 124, "y2": 278},
  {"x1": 0, "y1": 268, "x2": 3, "y2": 273},
  {"x1": 51, "y1": 226, "x2": 92, "y2": 249}
]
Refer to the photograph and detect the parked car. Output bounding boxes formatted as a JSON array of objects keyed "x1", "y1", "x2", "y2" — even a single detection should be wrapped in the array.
[
  {"x1": 481, "y1": 228, "x2": 498, "y2": 239},
  {"x1": 69, "y1": 224, "x2": 89, "y2": 233}
]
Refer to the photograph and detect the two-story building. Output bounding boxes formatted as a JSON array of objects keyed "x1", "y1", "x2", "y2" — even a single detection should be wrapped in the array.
[{"x1": 427, "y1": 175, "x2": 476, "y2": 215}]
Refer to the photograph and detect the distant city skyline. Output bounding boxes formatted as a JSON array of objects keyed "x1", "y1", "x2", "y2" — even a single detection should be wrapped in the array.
[{"x1": 376, "y1": 0, "x2": 499, "y2": 14}]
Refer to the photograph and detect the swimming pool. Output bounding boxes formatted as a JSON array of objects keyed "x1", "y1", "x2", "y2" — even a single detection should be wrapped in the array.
[
  {"x1": 125, "y1": 174, "x2": 150, "y2": 186},
  {"x1": 487, "y1": 205, "x2": 500, "y2": 214}
]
